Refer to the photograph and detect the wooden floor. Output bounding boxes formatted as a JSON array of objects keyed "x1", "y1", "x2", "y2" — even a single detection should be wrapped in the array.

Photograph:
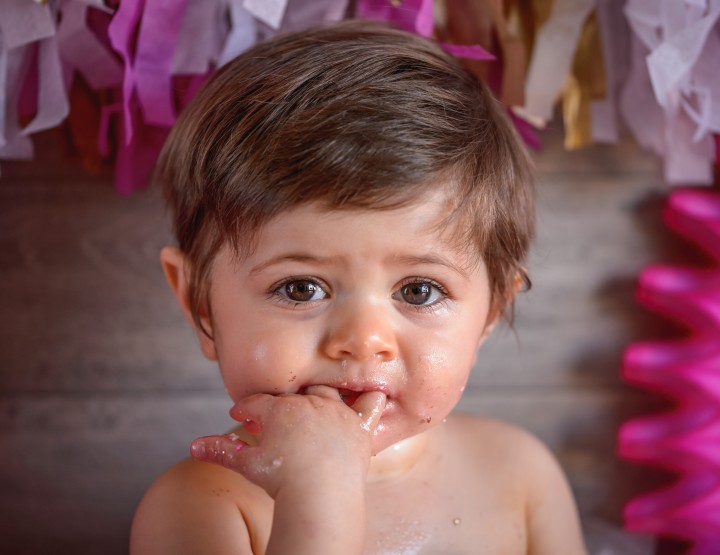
[{"x1": 0, "y1": 124, "x2": 692, "y2": 554}]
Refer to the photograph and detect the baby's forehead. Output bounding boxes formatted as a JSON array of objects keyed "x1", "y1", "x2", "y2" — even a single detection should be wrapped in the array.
[{"x1": 229, "y1": 197, "x2": 484, "y2": 271}]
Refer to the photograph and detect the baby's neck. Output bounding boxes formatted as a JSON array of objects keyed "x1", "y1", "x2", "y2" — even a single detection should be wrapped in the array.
[{"x1": 367, "y1": 427, "x2": 437, "y2": 483}]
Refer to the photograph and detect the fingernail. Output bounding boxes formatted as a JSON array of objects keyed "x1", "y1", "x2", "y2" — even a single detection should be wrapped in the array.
[{"x1": 190, "y1": 440, "x2": 206, "y2": 460}]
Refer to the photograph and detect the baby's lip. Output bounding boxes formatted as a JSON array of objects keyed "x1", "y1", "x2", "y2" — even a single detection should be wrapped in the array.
[
  {"x1": 302, "y1": 384, "x2": 392, "y2": 407},
  {"x1": 340, "y1": 389, "x2": 392, "y2": 417}
]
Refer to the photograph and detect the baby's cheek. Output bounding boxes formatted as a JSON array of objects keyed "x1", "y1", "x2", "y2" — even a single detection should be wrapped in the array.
[
  {"x1": 218, "y1": 335, "x2": 316, "y2": 400},
  {"x1": 415, "y1": 350, "x2": 470, "y2": 409}
]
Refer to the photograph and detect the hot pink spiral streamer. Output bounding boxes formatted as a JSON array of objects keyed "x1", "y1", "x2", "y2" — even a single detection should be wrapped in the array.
[{"x1": 620, "y1": 189, "x2": 720, "y2": 553}]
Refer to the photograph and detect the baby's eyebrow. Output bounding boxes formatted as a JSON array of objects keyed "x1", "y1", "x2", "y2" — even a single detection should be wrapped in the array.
[
  {"x1": 249, "y1": 253, "x2": 342, "y2": 274},
  {"x1": 390, "y1": 253, "x2": 470, "y2": 279},
  {"x1": 249, "y1": 252, "x2": 471, "y2": 279}
]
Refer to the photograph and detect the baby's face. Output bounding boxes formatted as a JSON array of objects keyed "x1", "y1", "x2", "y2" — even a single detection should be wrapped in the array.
[{"x1": 204, "y1": 195, "x2": 494, "y2": 454}]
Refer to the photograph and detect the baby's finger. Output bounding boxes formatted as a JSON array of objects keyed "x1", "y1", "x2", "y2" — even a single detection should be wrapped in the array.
[
  {"x1": 228, "y1": 394, "x2": 275, "y2": 433},
  {"x1": 352, "y1": 391, "x2": 387, "y2": 432},
  {"x1": 190, "y1": 433, "x2": 249, "y2": 470},
  {"x1": 303, "y1": 384, "x2": 342, "y2": 401}
]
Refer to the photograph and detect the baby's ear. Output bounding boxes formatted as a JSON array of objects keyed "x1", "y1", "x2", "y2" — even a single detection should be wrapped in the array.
[
  {"x1": 479, "y1": 271, "x2": 527, "y2": 344},
  {"x1": 159, "y1": 246, "x2": 218, "y2": 361},
  {"x1": 478, "y1": 307, "x2": 500, "y2": 346}
]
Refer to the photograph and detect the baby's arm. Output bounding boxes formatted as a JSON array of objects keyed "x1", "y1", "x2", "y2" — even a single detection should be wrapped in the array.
[
  {"x1": 130, "y1": 460, "x2": 259, "y2": 554},
  {"x1": 522, "y1": 434, "x2": 588, "y2": 555}
]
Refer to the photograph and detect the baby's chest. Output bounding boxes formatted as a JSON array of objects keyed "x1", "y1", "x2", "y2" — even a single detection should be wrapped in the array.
[{"x1": 363, "y1": 473, "x2": 527, "y2": 555}]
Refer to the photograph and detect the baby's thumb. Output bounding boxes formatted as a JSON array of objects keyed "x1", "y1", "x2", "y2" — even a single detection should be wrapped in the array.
[{"x1": 353, "y1": 391, "x2": 386, "y2": 433}]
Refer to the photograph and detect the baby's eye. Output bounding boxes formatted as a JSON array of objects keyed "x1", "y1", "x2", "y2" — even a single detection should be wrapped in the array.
[
  {"x1": 393, "y1": 280, "x2": 445, "y2": 306},
  {"x1": 276, "y1": 279, "x2": 328, "y2": 303}
]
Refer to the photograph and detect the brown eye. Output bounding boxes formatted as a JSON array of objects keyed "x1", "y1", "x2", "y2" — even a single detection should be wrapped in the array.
[
  {"x1": 281, "y1": 280, "x2": 327, "y2": 303},
  {"x1": 392, "y1": 278, "x2": 447, "y2": 308},
  {"x1": 400, "y1": 283, "x2": 432, "y2": 305}
]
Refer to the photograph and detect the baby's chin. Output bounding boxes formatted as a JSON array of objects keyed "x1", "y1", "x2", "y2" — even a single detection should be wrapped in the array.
[
  {"x1": 371, "y1": 423, "x2": 429, "y2": 457},
  {"x1": 367, "y1": 428, "x2": 434, "y2": 479}
]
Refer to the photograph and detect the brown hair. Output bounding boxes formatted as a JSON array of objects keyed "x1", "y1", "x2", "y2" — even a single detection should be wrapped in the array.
[{"x1": 157, "y1": 20, "x2": 535, "y2": 335}]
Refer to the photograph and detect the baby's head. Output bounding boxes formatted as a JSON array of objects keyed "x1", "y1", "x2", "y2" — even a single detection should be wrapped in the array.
[{"x1": 157, "y1": 20, "x2": 534, "y2": 336}]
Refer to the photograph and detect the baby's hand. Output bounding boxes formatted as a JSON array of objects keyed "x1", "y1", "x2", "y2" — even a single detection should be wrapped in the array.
[{"x1": 189, "y1": 388, "x2": 386, "y2": 498}]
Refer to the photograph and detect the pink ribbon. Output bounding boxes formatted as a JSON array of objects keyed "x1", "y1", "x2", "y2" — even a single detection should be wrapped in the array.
[
  {"x1": 133, "y1": 0, "x2": 189, "y2": 126},
  {"x1": 358, "y1": 0, "x2": 433, "y2": 35},
  {"x1": 57, "y1": 2, "x2": 122, "y2": 90},
  {"x1": 107, "y1": 0, "x2": 145, "y2": 142}
]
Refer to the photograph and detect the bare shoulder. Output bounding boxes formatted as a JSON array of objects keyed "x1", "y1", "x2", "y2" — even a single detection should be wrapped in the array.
[
  {"x1": 130, "y1": 458, "x2": 272, "y2": 555},
  {"x1": 444, "y1": 414, "x2": 568, "y2": 490},
  {"x1": 445, "y1": 412, "x2": 552, "y2": 464},
  {"x1": 445, "y1": 412, "x2": 535, "y2": 441},
  {"x1": 445, "y1": 413, "x2": 588, "y2": 555}
]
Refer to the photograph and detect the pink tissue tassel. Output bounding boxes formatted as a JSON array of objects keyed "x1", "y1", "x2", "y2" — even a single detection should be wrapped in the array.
[{"x1": 619, "y1": 189, "x2": 720, "y2": 553}]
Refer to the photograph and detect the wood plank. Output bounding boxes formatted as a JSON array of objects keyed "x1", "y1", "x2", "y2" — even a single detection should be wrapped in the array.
[{"x1": 0, "y1": 177, "x2": 222, "y2": 393}]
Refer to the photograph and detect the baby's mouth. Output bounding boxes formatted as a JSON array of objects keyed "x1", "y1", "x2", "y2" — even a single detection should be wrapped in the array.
[
  {"x1": 338, "y1": 388, "x2": 362, "y2": 406},
  {"x1": 301, "y1": 384, "x2": 390, "y2": 410}
]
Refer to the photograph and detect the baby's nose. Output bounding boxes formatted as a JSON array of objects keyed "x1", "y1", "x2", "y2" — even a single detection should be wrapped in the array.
[{"x1": 322, "y1": 300, "x2": 398, "y2": 362}]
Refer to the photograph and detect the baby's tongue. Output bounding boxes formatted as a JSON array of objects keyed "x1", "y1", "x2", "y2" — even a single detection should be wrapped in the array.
[{"x1": 338, "y1": 389, "x2": 362, "y2": 407}]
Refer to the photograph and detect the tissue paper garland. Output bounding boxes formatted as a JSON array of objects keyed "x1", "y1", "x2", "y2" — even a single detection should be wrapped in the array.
[
  {"x1": 0, "y1": 0, "x2": 351, "y2": 190},
  {"x1": 1, "y1": 1, "x2": 719, "y2": 188},
  {"x1": 243, "y1": 0, "x2": 288, "y2": 30},
  {"x1": 591, "y1": 0, "x2": 630, "y2": 144},
  {"x1": 620, "y1": 189, "x2": 720, "y2": 554},
  {"x1": 518, "y1": 0, "x2": 596, "y2": 125},
  {"x1": 561, "y1": 11, "x2": 606, "y2": 150},
  {"x1": 358, "y1": 1, "x2": 495, "y2": 61},
  {"x1": 0, "y1": 0, "x2": 68, "y2": 158},
  {"x1": 617, "y1": 0, "x2": 720, "y2": 184},
  {"x1": 358, "y1": 0, "x2": 435, "y2": 35},
  {"x1": 440, "y1": 0, "x2": 524, "y2": 106}
]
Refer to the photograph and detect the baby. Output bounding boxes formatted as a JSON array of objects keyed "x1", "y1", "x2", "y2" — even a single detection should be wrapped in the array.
[{"x1": 130, "y1": 20, "x2": 587, "y2": 555}]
